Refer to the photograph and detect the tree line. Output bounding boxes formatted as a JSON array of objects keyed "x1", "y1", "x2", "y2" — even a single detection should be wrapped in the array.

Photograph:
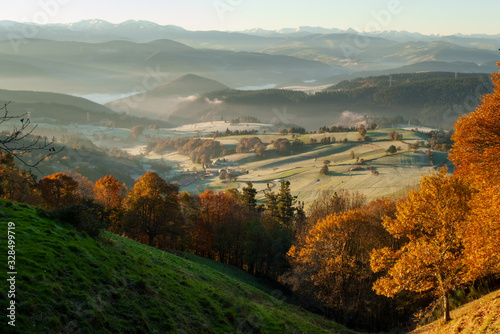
[
  {"x1": 190, "y1": 76, "x2": 492, "y2": 128},
  {"x1": 0, "y1": 157, "x2": 305, "y2": 282},
  {"x1": 327, "y1": 72, "x2": 489, "y2": 91},
  {"x1": 146, "y1": 137, "x2": 224, "y2": 164},
  {"x1": 198, "y1": 77, "x2": 491, "y2": 112}
]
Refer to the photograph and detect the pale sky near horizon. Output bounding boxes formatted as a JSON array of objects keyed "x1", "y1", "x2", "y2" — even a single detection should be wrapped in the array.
[{"x1": 1, "y1": 0, "x2": 499, "y2": 35}]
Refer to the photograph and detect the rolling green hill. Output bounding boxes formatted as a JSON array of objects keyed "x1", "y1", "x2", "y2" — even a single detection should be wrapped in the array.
[{"x1": 0, "y1": 200, "x2": 356, "y2": 334}]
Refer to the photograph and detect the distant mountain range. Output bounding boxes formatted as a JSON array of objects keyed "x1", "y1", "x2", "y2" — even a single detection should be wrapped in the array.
[
  {"x1": 0, "y1": 20, "x2": 280, "y2": 52},
  {"x1": 1, "y1": 20, "x2": 497, "y2": 78},
  {"x1": 2, "y1": 20, "x2": 499, "y2": 42},
  {"x1": 243, "y1": 26, "x2": 500, "y2": 43},
  {"x1": 1, "y1": 20, "x2": 498, "y2": 54},
  {"x1": 0, "y1": 37, "x2": 335, "y2": 94},
  {"x1": 0, "y1": 20, "x2": 497, "y2": 128}
]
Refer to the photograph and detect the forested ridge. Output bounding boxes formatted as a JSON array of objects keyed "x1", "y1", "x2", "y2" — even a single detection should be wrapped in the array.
[
  {"x1": 327, "y1": 72, "x2": 489, "y2": 91},
  {"x1": 172, "y1": 73, "x2": 493, "y2": 129},
  {"x1": 199, "y1": 74, "x2": 492, "y2": 109}
]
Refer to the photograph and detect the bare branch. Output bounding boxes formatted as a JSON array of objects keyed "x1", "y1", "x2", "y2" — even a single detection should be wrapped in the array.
[{"x1": 0, "y1": 101, "x2": 63, "y2": 170}]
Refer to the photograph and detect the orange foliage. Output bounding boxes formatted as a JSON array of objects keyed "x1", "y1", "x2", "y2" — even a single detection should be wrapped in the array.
[
  {"x1": 450, "y1": 63, "x2": 500, "y2": 185},
  {"x1": 123, "y1": 171, "x2": 183, "y2": 248},
  {"x1": 371, "y1": 169, "x2": 478, "y2": 322},
  {"x1": 36, "y1": 172, "x2": 80, "y2": 210},
  {"x1": 0, "y1": 151, "x2": 38, "y2": 204},
  {"x1": 94, "y1": 175, "x2": 127, "y2": 209},
  {"x1": 63, "y1": 170, "x2": 95, "y2": 200},
  {"x1": 94, "y1": 175, "x2": 127, "y2": 233},
  {"x1": 194, "y1": 190, "x2": 246, "y2": 263},
  {"x1": 287, "y1": 198, "x2": 397, "y2": 322},
  {"x1": 464, "y1": 185, "x2": 500, "y2": 275},
  {"x1": 449, "y1": 63, "x2": 500, "y2": 283}
]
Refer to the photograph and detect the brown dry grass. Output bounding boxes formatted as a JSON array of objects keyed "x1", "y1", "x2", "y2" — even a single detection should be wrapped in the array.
[{"x1": 412, "y1": 289, "x2": 500, "y2": 334}]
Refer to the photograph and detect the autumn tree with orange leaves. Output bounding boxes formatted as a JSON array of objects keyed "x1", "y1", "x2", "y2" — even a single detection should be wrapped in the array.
[
  {"x1": 370, "y1": 169, "x2": 479, "y2": 322},
  {"x1": 0, "y1": 150, "x2": 38, "y2": 204},
  {"x1": 94, "y1": 175, "x2": 127, "y2": 209},
  {"x1": 450, "y1": 62, "x2": 500, "y2": 276},
  {"x1": 194, "y1": 190, "x2": 247, "y2": 264},
  {"x1": 287, "y1": 198, "x2": 400, "y2": 329},
  {"x1": 450, "y1": 63, "x2": 500, "y2": 185},
  {"x1": 123, "y1": 171, "x2": 184, "y2": 248},
  {"x1": 63, "y1": 170, "x2": 95, "y2": 200},
  {"x1": 94, "y1": 175, "x2": 127, "y2": 233},
  {"x1": 36, "y1": 172, "x2": 81, "y2": 210}
]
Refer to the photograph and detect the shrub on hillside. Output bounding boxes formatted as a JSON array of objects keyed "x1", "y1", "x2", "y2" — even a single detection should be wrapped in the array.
[{"x1": 52, "y1": 199, "x2": 107, "y2": 237}]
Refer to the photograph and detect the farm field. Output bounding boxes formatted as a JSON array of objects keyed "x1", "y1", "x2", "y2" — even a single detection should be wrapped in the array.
[
  {"x1": 151, "y1": 126, "x2": 444, "y2": 206},
  {"x1": 205, "y1": 150, "x2": 434, "y2": 206},
  {"x1": 1, "y1": 114, "x2": 445, "y2": 205}
]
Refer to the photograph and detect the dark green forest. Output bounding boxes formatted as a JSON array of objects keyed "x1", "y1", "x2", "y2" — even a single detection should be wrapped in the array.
[{"x1": 172, "y1": 73, "x2": 493, "y2": 129}]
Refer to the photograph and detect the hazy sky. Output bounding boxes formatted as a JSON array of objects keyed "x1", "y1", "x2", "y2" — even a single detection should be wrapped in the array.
[{"x1": 2, "y1": 0, "x2": 500, "y2": 35}]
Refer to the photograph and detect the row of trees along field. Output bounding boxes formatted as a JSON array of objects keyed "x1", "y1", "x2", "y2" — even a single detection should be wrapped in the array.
[
  {"x1": 145, "y1": 135, "x2": 308, "y2": 162},
  {"x1": 145, "y1": 137, "x2": 225, "y2": 164},
  {"x1": 0, "y1": 66, "x2": 499, "y2": 332}
]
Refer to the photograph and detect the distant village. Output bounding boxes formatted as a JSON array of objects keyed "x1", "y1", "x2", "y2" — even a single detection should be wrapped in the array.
[{"x1": 175, "y1": 158, "x2": 242, "y2": 187}]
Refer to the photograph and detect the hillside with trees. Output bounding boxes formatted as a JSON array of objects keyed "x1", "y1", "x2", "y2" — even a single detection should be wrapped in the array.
[
  {"x1": 170, "y1": 74, "x2": 493, "y2": 129},
  {"x1": 0, "y1": 199, "x2": 353, "y2": 334}
]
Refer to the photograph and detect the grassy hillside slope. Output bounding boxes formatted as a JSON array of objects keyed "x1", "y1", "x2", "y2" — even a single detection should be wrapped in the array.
[
  {"x1": 0, "y1": 200, "x2": 355, "y2": 334},
  {"x1": 412, "y1": 289, "x2": 500, "y2": 334}
]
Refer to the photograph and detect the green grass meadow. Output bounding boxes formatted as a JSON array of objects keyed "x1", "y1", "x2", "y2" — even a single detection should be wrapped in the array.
[{"x1": 0, "y1": 200, "x2": 356, "y2": 334}]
